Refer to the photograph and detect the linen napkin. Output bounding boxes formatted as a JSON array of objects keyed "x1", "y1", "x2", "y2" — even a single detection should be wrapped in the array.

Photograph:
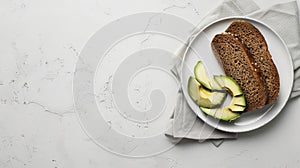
[{"x1": 165, "y1": 0, "x2": 300, "y2": 145}]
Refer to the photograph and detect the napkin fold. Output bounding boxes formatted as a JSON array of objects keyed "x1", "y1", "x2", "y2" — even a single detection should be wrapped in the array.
[{"x1": 166, "y1": 0, "x2": 300, "y2": 145}]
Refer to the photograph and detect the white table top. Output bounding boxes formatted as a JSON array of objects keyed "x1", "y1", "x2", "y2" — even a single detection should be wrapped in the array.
[{"x1": 1, "y1": 0, "x2": 300, "y2": 167}]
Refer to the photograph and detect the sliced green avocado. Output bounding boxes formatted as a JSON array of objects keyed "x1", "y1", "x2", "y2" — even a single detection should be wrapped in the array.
[
  {"x1": 231, "y1": 96, "x2": 246, "y2": 106},
  {"x1": 229, "y1": 104, "x2": 246, "y2": 112},
  {"x1": 188, "y1": 77, "x2": 202, "y2": 101},
  {"x1": 194, "y1": 61, "x2": 222, "y2": 90},
  {"x1": 191, "y1": 61, "x2": 246, "y2": 120},
  {"x1": 200, "y1": 107, "x2": 240, "y2": 121},
  {"x1": 228, "y1": 96, "x2": 246, "y2": 112},
  {"x1": 188, "y1": 77, "x2": 226, "y2": 108},
  {"x1": 199, "y1": 87, "x2": 226, "y2": 107},
  {"x1": 214, "y1": 75, "x2": 243, "y2": 96}
]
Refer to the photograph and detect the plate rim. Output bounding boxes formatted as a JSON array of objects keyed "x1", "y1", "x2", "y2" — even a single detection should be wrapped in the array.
[{"x1": 180, "y1": 16, "x2": 294, "y2": 133}]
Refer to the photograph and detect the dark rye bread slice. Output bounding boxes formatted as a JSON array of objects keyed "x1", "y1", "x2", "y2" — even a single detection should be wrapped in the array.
[
  {"x1": 211, "y1": 33, "x2": 267, "y2": 112},
  {"x1": 225, "y1": 20, "x2": 280, "y2": 104}
]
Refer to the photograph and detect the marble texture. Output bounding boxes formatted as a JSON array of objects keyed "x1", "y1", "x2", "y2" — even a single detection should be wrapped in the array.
[{"x1": 0, "y1": 0, "x2": 300, "y2": 167}]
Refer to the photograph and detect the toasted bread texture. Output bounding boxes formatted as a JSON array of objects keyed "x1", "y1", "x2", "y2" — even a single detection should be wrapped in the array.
[
  {"x1": 211, "y1": 33, "x2": 268, "y2": 112},
  {"x1": 225, "y1": 20, "x2": 280, "y2": 104}
]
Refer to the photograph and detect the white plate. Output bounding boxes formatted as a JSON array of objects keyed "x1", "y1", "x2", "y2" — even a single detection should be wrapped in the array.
[{"x1": 181, "y1": 17, "x2": 294, "y2": 133}]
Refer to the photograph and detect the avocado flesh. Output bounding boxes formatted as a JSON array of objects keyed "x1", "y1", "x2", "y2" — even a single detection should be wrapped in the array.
[
  {"x1": 231, "y1": 96, "x2": 246, "y2": 106},
  {"x1": 228, "y1": 96, "x2": 246, "y2": 112},
  {"x1": 194, "y1": 61, "x2": 222, "y2": 90},
  {"x1": 188, "y1": 77, "x2": 226, "y2": 108},
  {"x1": 213, "y1": 75, "x2": 246, "y2": 113},
  {"x1": 190, "y1": 64, "x2": 247, "y2": 121},
  {"x1": 214, "y1": 75, "x2": 243, "y2": 96},
  {"x1": 229, "y1": 104, "x2": 246, "y2": 112},
  {"x1": 200, "y1": 107, "x2": 240, "y2": 121}
]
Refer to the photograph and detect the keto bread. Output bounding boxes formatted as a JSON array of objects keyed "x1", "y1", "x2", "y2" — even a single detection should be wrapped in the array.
[
  {"x1": 211, "y1": 20, "x2": 280, "y2": 112},
  {"x1": 211, "y1": 33, "x2": 268, "y2": 111},
  {"x1": 225, "y1": 20, "x2": 280, "y2": 104}
]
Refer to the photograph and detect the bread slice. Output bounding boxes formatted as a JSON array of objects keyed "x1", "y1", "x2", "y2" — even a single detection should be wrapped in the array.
[
  {"x1": 211, "y1": 33, "x2": 268, "y2": 112},
  {"x1": 225, "y1": 20, "x2": 280, "y2": 104}
]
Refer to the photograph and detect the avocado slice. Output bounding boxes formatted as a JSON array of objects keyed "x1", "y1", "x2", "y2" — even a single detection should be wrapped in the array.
[
  {"x1": 194, "y1": 61, "x2": 222, "y2": 90},
  {"x1": 190, "y1": 62, "x2": 246, "y2": 121},
  {"x1": 214, "y1": 75, "x2": 243, "y2": 96},
  {"x1": 214, "y1": 75, "x2": 246, "y2": 113},
  {"x1": 229, "y1": 104, "x2": 246, "y2": 112},
  {"x1": 228, "y1": 96, "x2": 246, "y2": 112},
  {"x1": 200, "y1": 107, "x2": 240, "y2": 121},
  {"x1": 231, "y1": 96, "x2": 246, "y2": 106},
  {"x1": 188, "y1": 77, "x2": 226, "y2": 108}
]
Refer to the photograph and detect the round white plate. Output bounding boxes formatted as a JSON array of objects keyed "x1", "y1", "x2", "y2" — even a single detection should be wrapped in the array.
[{"x1": 181, "y1": 17, "x2": 294, "y2": 133}]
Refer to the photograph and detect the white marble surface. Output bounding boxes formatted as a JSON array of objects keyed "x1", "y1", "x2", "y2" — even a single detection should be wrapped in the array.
[{"x1": 1, "y1": 0, "x2": 300, "y2": 167}]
